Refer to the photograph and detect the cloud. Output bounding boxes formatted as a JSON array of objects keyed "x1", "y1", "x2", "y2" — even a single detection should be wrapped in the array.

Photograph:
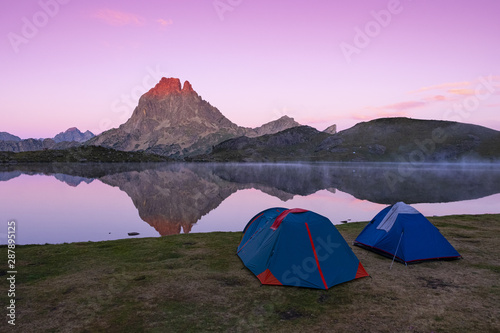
[
  {"x1": 92, "y1": 9, "x2": 145, "y2": 26},
  {"x1": 157, "y1": 18, "x2": 173, "y2": 27},
  {"x1": 411, "y1": 76, "x2": 500, "y2": 95},
  {"x1": 350, "y1": 100, "x2": 425, "y2": 121},
  {"x1": 410, "y1": 81, "x2": 471, "y2": 94},
  {"x1": 448, "y1": 88, "x2": 476, "y2": 96},
  {"x1": 383, "y1": 101, "x2": 426, "y2": 111},
  {"x1": 408, "y1": 76, "x2": 500, "y2": 106},
  {"x1": 424, "y1": 95, "x2": 448, "y2": 102}
]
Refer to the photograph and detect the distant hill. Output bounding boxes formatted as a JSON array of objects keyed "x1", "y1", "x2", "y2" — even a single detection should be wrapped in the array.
[
  {"x1": 317, "y1": 117, "x2": 500, "y2": 162},
  {"x1": 192, "y1": 126, "x2": 330, "y2": 162},
  {"x1": 0, "y1": 127, "x2": 95, "y2": 153},
  {"x1": 0, "y1": 139, "x2": 80, "y2": 153},
  {"x1": 88, "y1": 78, "x2": 301, "y2": 157},
  {"x1": 195, "y1": 117, "x2": 500, "y2": 162},
  {"x1": 53, "y1": 127, "x2": 94, "y2": 143},
  {"x1": 0, "y1": 132, "x2": 21, "y2": 142}
]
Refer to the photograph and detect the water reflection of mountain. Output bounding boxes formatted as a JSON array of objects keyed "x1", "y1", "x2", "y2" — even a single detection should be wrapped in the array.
[
  {"x1": 0, "y1": 170, "x2": 22, "y2": 182},
  {"x1": 53, "y1": 174, "x2": 94, "y2": 187},
  {"x1": 100, "y1": 166, "x2": 239, "y2": 235},
  {"x1": 210, "y1": 163, "x2": 500, "y2": 204},
  {"x1": 99, "y1": 164, "x2": 299, "y2": 235},
  {"x1": 2, "y1": 163, "x2": 500, "y2": 235}
]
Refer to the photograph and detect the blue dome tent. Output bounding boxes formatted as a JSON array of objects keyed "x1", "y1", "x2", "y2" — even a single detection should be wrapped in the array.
[
  {"x1": 354, "y1": 202, "x2": 461, "y2": 264},
  {"x1": 237, "y1": 208, "x2": 369, "y2": 289}
]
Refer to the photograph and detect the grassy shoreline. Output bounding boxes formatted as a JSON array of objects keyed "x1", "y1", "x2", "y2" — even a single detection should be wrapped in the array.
[
  {"x1": 0, "y1": 146, "x2": 171, "y2": 163},
  {"x1": 1, "y1": 214, "x2": 499, "y2": 332}
]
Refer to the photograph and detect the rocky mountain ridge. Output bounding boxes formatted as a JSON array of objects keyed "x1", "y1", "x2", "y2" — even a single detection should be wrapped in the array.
[
  {"x1": 54, "y1": 127, "x2": 95, "y2": 143},
  {"x1": 197, "y1": 117, "x2": 500, "y2": 162},
  {"x1": 0, "y1": 128, "x2": 95, "y2": 153},
  {"x1": 0, "y1": 139, "x2": 81, "y2": 153},
  {"x1": 0, "y1": 132, "x2": 21, "y2": 142},
  {"x1": 88, "y1": 78, "x2": 301, "y2": 157},
  {"x1": 5, "y1": 77, "x2": 497, "y2": 162}
]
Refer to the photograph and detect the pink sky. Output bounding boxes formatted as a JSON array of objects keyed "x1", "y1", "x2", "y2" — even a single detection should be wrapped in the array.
[{"x1": 1, "y1": 0, "x2": 499, "y2": 138}]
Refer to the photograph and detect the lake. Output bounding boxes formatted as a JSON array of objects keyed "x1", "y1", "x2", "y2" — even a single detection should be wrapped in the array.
[{"x1": 1, "y1": 162, "x2": 500, "y2": 245}]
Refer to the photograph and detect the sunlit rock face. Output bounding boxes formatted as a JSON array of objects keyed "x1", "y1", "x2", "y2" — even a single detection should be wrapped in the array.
[{"x1": 89, "y1": 77, "x2": 300, "y2": 157}]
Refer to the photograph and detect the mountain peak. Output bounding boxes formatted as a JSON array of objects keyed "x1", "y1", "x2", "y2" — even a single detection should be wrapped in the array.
[
  {"x1": 146, "y1": 77, "x2": 196, "y2": 97},
  {"x1": 146, "y1": 77, "x2": 181, "y2": 97},
  {"x1": 0, "y1": 132, "x2": 21, "y2": 142},
  {"x1": 248, "y1": 115, "x2": 301, "y2": 137},
  {"x1": 182, "y1": 80, "x2": 195, "y2": 93},
  {"x1": 88, "y1": 77, "x2": 303, "y2": 157},
  {"x1": 54, "y1": 128, "x2": 95, "y2": 143},
  {"x1": 323, "y1": 124, "x2": 337, "y2": 134}
]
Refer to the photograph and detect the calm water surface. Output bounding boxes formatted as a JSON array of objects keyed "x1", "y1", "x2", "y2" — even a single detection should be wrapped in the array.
[{"x1": 1, "y1": 163, "x2": 499, "y2": 244}]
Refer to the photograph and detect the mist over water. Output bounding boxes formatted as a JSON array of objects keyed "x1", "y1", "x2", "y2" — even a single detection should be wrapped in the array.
[{"x1": 1, "y1": 162, "x2": 499, "y2": 244}]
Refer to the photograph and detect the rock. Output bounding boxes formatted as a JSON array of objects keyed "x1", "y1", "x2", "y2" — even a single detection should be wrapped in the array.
[
  {"x1": 323, "y1": 124, "x2": 337, "y2": 134},
  {"x1": 182, "y1": 80, "x2": 195, "y2": 93},
  {"x1": 247, "y1": 116, "x2": 301, "y2": 137},
  {"x1": 368, "y1": 144, "x2": 386, "y2": 155}
]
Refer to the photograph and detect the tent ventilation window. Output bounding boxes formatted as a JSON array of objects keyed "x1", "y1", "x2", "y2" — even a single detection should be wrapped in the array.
[{"x1": 376, "y1": 202, "x2": 419, "y2": 232}]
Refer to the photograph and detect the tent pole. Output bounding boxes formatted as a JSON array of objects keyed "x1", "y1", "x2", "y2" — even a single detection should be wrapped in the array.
[{"x1": 390, "y1": 230, "x2": 404, "y2": 270}]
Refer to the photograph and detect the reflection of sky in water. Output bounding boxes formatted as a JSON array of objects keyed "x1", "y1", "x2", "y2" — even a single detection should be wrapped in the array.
[
  {"x1": 191, "y1": 188, "x2": 500, "y2": 233},
  {"x1": 0, "y1": 175, "x2": 158, "y2": 245},
  {"x1": 1, "y1": 165, "x2": 499, "y2": 245}
]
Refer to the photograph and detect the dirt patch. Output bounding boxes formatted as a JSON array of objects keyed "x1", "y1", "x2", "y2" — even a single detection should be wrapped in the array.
[
  {"x1": 417, "y1": 277, "x2": 458, "y2": 289},
  {"x1": 217, "y1": 276, "x2": 244, "y2": 287},
  {"x1": 61, "y1": 285, "x2": 77, "y2": 295},
  {"x1": 317, "y1": 293, "x2": 330, "y2": 303},
  {"x1": 277, "y1": 308, "x2": 304, "y2": 320}
]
